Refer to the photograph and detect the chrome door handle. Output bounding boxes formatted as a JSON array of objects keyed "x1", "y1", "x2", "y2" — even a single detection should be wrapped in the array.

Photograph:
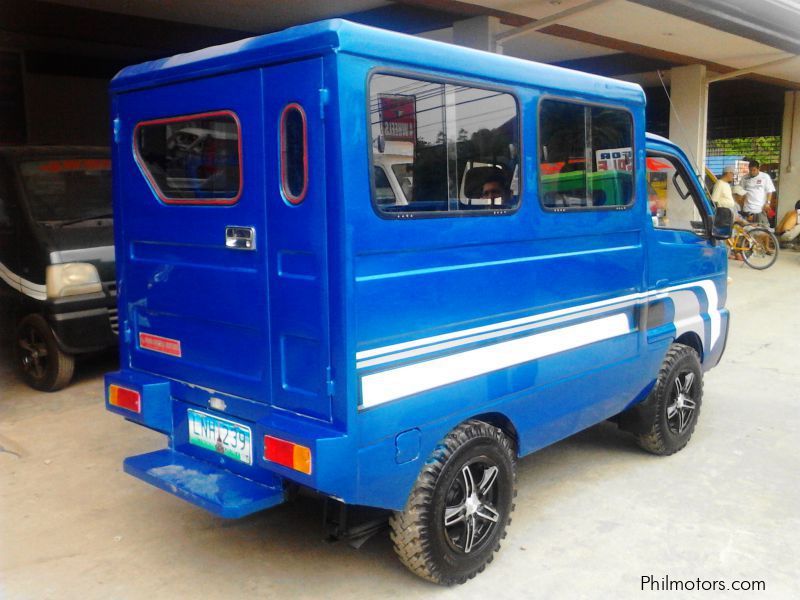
[{"x1": 225, "y1": 226, "x2": 256, "y2": 250}]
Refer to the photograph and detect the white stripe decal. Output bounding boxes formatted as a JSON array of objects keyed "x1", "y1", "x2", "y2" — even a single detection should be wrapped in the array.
[
  {"x1": 356, "y1": 298, "x2": 641, "y2": 369},
  {"x1": 360, "y1": 313, "x2": 630, "y2": 409},
  {"x1": 667, "y1": 280, "x2": 721, "y2": 349},
  {"x1": 0, "y1": 261, "x2": 46, "y2": 300},
  {"x1": 356, "y1": 290, "x2": 643, "y2": 361},
  {"x1": 356, "y1": 279, "x2": 721, "y2": 367}
]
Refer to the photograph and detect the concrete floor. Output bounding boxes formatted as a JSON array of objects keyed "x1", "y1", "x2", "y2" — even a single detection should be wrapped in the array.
[{"x1": 1, "y1": 255, "x2": 799, "y2": 599}]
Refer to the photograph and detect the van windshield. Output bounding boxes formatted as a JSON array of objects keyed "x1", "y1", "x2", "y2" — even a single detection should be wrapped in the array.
[{"x1": 19, "y1": 157, "x2": 112, "y2": 225}]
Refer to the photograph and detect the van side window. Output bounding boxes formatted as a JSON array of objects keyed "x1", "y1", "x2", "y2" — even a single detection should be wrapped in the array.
[
  {"x1": 369, "y1": 73, "x2": 520, "y2": 217},
  {"x1": 135, "y1": 111, "x2": 241, "y2": 204},
  {"x1": 647, "y1": 154, "x2": 706, "y2": 233},
  {"x1": 539, "y1": 100, "x2": 633, "y2": 210},
  {"x1": 373, "y1": 166, "x2": 396, "y2": 205},
  {"x1": 280, "y1": 104, "x2": 308, "y2": 204}
]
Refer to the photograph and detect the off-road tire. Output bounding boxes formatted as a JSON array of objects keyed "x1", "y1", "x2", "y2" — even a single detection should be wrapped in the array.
[
  {"x1": 637, "y1": 343, "x2": 703, "y2": 456},
  {"x1": 15, "y1": 314, "x2": 75, "y2": 392},
  {"x1": 390, "y1": 419, "x2": 516, "y2": 585}
]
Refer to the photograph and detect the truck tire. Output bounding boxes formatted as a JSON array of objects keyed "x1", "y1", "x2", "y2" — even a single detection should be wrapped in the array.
[
  {"x1": 636, "y1": 343, "x2": 703, "y2": 456},
  {"x1": 15, "y1": 314, "x2": 75, "y2": 392},
  {"x1": 390, "y1": 419, "x2": 516, "y2": 585}
]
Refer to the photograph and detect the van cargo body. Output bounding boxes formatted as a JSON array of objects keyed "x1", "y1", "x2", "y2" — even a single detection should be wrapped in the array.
[{"x1": 106, "y1": 19, "x2": 730, "y2": 583}]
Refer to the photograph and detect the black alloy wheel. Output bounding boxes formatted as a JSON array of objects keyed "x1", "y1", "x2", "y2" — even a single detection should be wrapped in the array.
[
  {"x1": 390, "y1": 420, "x2": 516, "y2": 585},
  {"x1": 15, "y1": 314, "x2": 75, "y2": 392},
  {"x1": 637, "y1": 343, "x2": 703, "y2": 456}
]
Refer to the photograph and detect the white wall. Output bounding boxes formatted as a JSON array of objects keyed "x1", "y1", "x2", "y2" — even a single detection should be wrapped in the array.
[
  {"x1": 668, "y1": 64, "x2": 708, "y2": 176},
  {"x1": 779, "y1": 91, "x2": 800, "y2": 215}
]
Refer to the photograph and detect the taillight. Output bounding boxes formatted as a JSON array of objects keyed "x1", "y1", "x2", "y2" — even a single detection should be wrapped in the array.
[
  {"x1": 109, "y1": 385, "x2": 141, "y2": 413},
  {"x1": 263, "y1": 435, "x2": 312, "y2": 474}
]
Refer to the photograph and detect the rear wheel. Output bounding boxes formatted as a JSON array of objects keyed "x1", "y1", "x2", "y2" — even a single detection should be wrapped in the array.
[
  {"x1": 15, "y1": 314, "x2": 75, "y2": 392},
  {"x1": 741, "y1": 227, "x2": 778, "y2": 270},
  {"x1": 390, "y1": 420, "x2": 516, "y2": 585}
]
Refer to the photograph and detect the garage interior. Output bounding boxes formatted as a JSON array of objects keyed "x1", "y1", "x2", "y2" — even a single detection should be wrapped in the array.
[{"x1": 2, "y1": 1, "x2": 799, "y2": 597}]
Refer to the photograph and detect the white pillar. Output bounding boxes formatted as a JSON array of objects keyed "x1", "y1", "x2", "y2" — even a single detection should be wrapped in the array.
[
  {"x1": 779, "y1": 90, "x2": 800, "y2": 215},
  {"x1": 452, "y1": 16, "x2": 502, "y2": 53},
  {"x1": 668, "y1": 65, "x2": 708, "y2": 175}
]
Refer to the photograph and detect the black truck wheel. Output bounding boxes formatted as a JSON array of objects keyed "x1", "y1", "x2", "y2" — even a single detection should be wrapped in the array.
[
  {"x1": 15, "y1": 314, "x2": 75, "y2": 392},
  {"x1": 636, "y1": 343, "x2": 703, "y2": 455},
  {"x1": 390, "y1": 420, "x2": 516, "y2": 585}
]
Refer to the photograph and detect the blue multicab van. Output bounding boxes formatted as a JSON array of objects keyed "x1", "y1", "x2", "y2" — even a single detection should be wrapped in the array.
[{"x1": 105, "y1": 20, "x2": 733, "y2": 584}]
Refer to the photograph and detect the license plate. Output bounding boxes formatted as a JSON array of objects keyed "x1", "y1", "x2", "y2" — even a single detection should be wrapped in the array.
[{"x1": 187, "y1": 409, "x2": 253, "y2": 465}]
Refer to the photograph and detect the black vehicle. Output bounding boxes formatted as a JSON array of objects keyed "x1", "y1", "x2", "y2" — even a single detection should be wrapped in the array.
[{"x1": 0, "y1": 146, "x2": 116, "y2": 391}]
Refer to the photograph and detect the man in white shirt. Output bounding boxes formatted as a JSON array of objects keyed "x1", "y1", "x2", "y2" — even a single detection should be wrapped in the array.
[
  {"x1": 741, "y1": 160, "x2": 775, "y2": 225},
  {"x1": 711, "y1": 165, "x2": 736, "y2": 210}
]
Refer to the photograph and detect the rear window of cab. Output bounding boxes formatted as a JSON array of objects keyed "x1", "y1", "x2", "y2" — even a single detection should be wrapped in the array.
[{"x1": 134, "y1": 111, "x2": 242, "y2": 205}]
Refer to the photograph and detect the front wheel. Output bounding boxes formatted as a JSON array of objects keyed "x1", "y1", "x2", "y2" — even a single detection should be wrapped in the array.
[
  {"x1": 390, "y1": 420, "x2": 516, "y2": 585},
  {"x1": 15, "y1": 314, "x2": 75, "y2": 392},
  {"x1": 637, "y1": 343, "x2": 703, "y2": 456},
  {"x1": 741, "y1": 227, "x2": 779, "y2": 270}
]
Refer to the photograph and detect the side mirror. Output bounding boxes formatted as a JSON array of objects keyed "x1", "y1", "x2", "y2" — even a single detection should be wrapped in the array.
[{"x1": 712, "y1": 207, "x2": 733, "y2": 240}]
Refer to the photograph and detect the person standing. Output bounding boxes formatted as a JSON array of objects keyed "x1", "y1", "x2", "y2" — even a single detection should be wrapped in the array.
[
  {"x1": 740, "y1": 160, "x2": 775, "y2": 225},
  {"x1": 711, "y1": 165, "x2": 737, "y2": 210}
]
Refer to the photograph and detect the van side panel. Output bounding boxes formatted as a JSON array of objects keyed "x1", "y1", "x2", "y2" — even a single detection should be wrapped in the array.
[{"x1": 340, "y1": 55, "x2": 651, "y2": 509}]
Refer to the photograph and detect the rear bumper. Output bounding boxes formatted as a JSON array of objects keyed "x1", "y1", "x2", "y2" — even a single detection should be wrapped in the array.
[
  {"x1": 105, "y1": 369, "x2": 354, "y2": 511},
  {"x1": 124, "y1": 449, "x2": 285, "y2": 519}
]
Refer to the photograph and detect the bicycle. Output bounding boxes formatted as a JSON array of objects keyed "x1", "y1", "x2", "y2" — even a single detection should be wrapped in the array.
[{"x1": 726, "y1": 222, "x2": 779, "y2": 270}]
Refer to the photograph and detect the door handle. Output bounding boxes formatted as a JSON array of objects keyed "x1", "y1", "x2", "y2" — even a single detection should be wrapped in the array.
[
  {"x1": 655, "y1": 278, "x2": 668, "y2": 289},
  {"x1": 225, "y1": 226, "x2": 256, "y2": 250}
]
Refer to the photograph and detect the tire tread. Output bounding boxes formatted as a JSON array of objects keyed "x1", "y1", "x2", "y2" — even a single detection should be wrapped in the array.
[
  {"x1": 389, "y1": 420, "x2": 516, "y2": 585},
  {"x1": 637, "y1": 343, "x2": 702, "y2": 456}
]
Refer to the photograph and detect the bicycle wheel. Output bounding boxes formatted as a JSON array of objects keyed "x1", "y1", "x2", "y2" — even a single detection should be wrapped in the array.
[{"x1": 741, "y1": 227, "x2": 779, "y2": 270}]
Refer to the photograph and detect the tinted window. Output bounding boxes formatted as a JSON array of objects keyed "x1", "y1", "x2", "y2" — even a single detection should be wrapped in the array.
[
  {"x1": 135, "y1": 112, "x2": 241, "y2": 203},
  {"x1": 647, "y1": 154, "x2": 706, "y2": 233},
  {"x1": 370, "y1": 74, "x2": 520, "y2": 217},
  {"x1": 281, "y1": 105, "x2": 307, "y2": 204},
  {"x1": 539, "y1": 100, "x2": 633, "y2": 210},
  {"x1": 19, "y1": 157, "x2": 112, "y2": 224}
]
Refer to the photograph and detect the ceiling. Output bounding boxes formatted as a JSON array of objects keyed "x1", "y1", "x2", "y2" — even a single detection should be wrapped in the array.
[
  {"x1": 5, "y1": 0, "x2": 800, "y2": 88},
  {"x1": 480, "y1": 0, "x2": 800, "y2": 82}
]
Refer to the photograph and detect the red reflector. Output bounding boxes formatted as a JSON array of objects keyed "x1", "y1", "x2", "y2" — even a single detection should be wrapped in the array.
[
  {"x1": 109, "y1": 385, "x2": 141, "y2": 413},
  {"x1": 263, "y1": 436, "x2": 312, "y2": 474}
]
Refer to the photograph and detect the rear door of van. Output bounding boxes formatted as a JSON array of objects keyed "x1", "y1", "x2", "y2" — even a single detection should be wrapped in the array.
[{"x1": 115, "y1": 62, "x2": 332, "y2": 421}]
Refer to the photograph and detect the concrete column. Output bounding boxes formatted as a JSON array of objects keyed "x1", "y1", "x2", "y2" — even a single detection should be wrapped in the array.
[
  {"x1": 779, "y1": 90, "x2": 800, "y2": 214},
  {"x1": 668, "y1": 64, "x2": 709, "y2": 175},
  {"x1": 452, "y1": 16, "x2": 502, "y2": 53}
]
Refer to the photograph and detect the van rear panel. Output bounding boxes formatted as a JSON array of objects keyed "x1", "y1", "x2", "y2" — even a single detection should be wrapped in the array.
[
  {"x1": 114, "y1": 60, "x2": 333, "y2": 424},
  {"x1": 115, "y1": 69, "x2": 274, "y2": 404}
]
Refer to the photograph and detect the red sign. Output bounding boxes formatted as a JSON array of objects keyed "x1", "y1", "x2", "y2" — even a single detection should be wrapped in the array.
[
  {"x1": 379, "y1": 94, "x2": 416, "y2": 142},
  {"x1": 139, "y1": 332, "x2": 182, "y2": 357},
  {"x1": 36, "y1": 158, "x2": 111, "y2": 173}
]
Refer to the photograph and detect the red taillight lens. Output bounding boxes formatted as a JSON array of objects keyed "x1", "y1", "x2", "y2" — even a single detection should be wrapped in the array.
[
  {"x1": 109, "y1": 385, "x2": 141, "y2": 413},
  {"x1": 263, "y1": 435, "x2": 312, "y2": 474}
]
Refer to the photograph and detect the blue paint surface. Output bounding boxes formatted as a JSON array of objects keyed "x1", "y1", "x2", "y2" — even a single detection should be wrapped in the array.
[
  {"x1": 108, "y1": 19, "x2": 728, "y2": 514},
  {"x1": 125, "y1": 449, "x2": 284, "y2": 519}
]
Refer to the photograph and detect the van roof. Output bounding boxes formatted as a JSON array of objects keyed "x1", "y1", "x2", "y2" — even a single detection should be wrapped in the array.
[{"x1": 111, "y1": 19, "x2": 644, "y2": 106}]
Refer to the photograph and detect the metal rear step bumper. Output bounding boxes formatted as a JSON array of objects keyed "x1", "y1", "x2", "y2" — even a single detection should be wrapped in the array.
[{"x1": 124, "y1": 449, "x2": 285, "y2": 519}]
